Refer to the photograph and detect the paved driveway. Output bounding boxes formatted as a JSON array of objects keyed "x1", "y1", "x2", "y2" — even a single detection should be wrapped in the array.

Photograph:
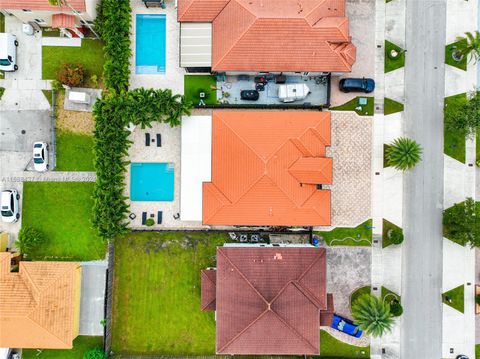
[{"x1": 80, "y1": 261, "x2": 107, "y2": 336}]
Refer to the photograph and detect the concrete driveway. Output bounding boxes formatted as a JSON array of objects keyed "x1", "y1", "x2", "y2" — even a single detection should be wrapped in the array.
[{"x1": 79, "y1": 261, "x2": 107, "y2": 336}]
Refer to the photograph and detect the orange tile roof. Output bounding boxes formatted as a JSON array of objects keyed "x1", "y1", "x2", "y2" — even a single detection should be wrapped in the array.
[
  {"x1": 51, "y1": 13, "x2": 76, "y2": 28},
  {"x1": 203, "y1": 111, "x2": 332, "y2": 226},
  {"x1": 177, "y1": 0, "x2": 356, "y2": 72},
  {"x1": 0, "y1": 253, "x2": 81, "y2": 349},
  {"x1": 0, "y1": 0, "x2": 86, "y2": 11}
]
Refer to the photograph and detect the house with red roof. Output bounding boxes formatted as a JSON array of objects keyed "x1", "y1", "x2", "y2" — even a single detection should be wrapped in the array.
[
  {"x1": 201, "y1": 245, "x2": 335, "y2": 355},
  {"x1": 177, "y1": 0, "x2": 356, "y2": 74},
  {"x1": 0, "y1": 0, "x2": 98, "y2": 33}
]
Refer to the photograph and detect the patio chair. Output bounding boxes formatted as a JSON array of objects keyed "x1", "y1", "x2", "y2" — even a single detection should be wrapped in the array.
[
  {"x1": 157, "y1": 211, "x2": 163, "y2": 224},
  {"x1": 156, "y1": 134, "x2": 162, "y2": 147},
  {"x1": 145, "y1": 133, "x2": 150, "y2": 146},
  {"x1": 142, "y1": 212, "x2": 147, "y2": 225}
]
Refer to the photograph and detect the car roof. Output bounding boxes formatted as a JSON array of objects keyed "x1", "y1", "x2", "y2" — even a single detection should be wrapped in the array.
[{"x1": 0, "y1": 191, "x2": 12, "y2": 207}]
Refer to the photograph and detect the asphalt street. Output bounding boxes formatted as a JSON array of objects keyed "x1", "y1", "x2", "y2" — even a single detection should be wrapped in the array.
[{"x1": 401, "y1": 0, "x2": 447, "y2": 357}]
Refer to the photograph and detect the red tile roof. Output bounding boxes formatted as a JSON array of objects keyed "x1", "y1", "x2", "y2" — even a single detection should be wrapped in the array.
[
  {"x1": 51, "y1": 13, "x2": 75, "y2": 28},
  {"x1": 0, "y1": 0, "x2": 86, "y2": 11},
  {"x1": 202, "y1": 111, "x2": 332, "y2": 226},
  {"x1": 201, "y1": 269, "x2": 217, "y2": 311},
  {"x1": 177, "y1": 0, "x2": 356, "y2": 72},
  {"x1": 206, "y1": 246, "x2": 329, "y2": 355}
]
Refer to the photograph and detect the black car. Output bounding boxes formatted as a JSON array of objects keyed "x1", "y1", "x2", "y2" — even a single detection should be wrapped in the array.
[
  {"x1": 240, "y1": 90, "x2": 259, "y2": 101},
  {"x1": 339, "y1": 78, "x2": 375, "y2": 93}
]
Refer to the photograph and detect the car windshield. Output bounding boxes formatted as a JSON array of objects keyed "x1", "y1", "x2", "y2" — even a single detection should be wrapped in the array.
[
  {"x1": 34, "y1": 143, "x2": 43, "y2": 148},
  {"x1": 1, "y1": 210, "x2": 13, "y2": 217},
  {"x1": 34, "y1": 157, "x2": 44, "y2": 164},
  {"x1": 0, "y1": 58, "x2": 11, "y2": 66},
  {"x1": 352, "y1": 327, "x2": 359, "y2": 335}
]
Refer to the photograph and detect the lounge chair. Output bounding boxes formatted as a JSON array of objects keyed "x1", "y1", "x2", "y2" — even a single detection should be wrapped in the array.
[
  {"x1": 156, "y1": 134, "x2": 161, "y2": 147},
  {"x1": 157, "y1": 211, "x2": 163, "y2": 224},
  {"x1": 142, "y1": 212, "x2": 147, "y2": 225},
  {"x1": 145, "y1": 133, "x2": 150, "y2": 146}
]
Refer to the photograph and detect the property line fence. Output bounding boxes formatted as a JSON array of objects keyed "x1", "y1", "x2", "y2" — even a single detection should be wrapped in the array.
[
  {"x1": 50, "y1": 89, "x2": 57, "y2": 170},
  {"x1": 104, "y1": 241, "x2": 115, "y2": 356}
]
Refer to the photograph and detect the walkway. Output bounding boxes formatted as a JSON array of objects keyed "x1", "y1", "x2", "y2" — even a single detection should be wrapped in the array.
[{"x1": 401, "y1": 0, "x2": 447, "y2": 358}]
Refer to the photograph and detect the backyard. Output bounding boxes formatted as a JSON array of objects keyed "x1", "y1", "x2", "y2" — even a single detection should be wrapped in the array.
[
  {"x1": 22, "y1": 182, "x2": 105, "y2": 261},
  {"x1": 22, "y1": 336, "x2": 102, "y2": 359},
  {"x1": 42, "y1": 39, "x2": 105, "y2": 87},
  {"x1": 314, "y1": 219, "x2": 373, "y2": 246}
]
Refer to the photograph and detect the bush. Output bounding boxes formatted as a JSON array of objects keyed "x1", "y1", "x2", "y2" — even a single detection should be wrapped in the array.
[
  {"x1": 83, "y1": 348, "x2": 106, "y2": 359},
  {"x1": 389, "y1": 300, "x2": 403, "y2": 317},
  {"x1": 145, "y1": 218, "x2": 154, "y2": 226},
  {"x1": 476, "y1": 294, "x2": 480, "y2": 305},
  {"x1": 443, "y1": 198, "x2": 480, "y2": 247},
  {"x1": 388, "y1": 228, "x2": 404, "y2": 245},
  {"x1": 16, "y1": 226, "x2": 45, "y2": 255},
  {"x1": 386, "y1": 137, "x2": 423, "y2": 171},
  {"x1": 57, "y1": 63, "x2": 85, "y2": 87}
]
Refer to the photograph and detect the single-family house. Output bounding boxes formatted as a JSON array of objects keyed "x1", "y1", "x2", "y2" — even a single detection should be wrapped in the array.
[
  {"x1": 0, "y1": 252, "x2": 82, "y2": 349},
  {"x1": 201, "y1": 245, "x2": 334, "y2": 355}
]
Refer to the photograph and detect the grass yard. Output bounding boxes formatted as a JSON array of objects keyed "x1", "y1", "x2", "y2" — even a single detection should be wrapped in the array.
[
  {"x1": 476, "y1": 344, "x2": 480, "y2": 358},
  {"x1": 445, "y1": 39, "x2": 468, "y2": 71},
  {"x1": 444, "y1": 93, "x2": 467, "y2": 163},
  {"x1": 22, "y1": 336, "x2": 102, "y2": 359},
  {"x1": 318, "y1": 330, "x2": 370, "y2": 358},
  {"x1": 42, "y1": 90, "x2": 53, "y2": 107},
  {"x1": 112, "y1": 231, "x2": 232, "y2": 355},
  {"x1": 0, "y1": 87, "x2": 4, "y2": 99},
  {"x1": 42, "y1": 39, "x2": 105, "y2": 87},
  {"x1": 477, "y1": 128, "x2": 480, "y2": 165},
  {"x1": 314, "y1": 219, "x2": 372, "y2": 246},
  {"x1": 384, "y1": 97, "x2": 404, "y2": 115},
  {"x1": 56, "y1": 130, "x2": 95, "y2": 171},
  {"x1": 350, "y1": 286, "x2": 371, "y2": 308},
  {"x1": 330, "y1": 97, "x2": 374, "y2": 116},
  {"x1": 382, "y1": 219, "x2": 403, "y2": 248},
  {"x1": 22, "y1": 182, "x2": 105, "y2": 261},
  {"x1": 0, "y1": 13, "x2": 4, "y2": 32},
  {"x1": 442, "y1": 285, "x2": 464, "y2": 313},
  {"x1": 381, "y1": 286, "x2": 400, "y2": 304},
  {"x1": 184, "y1": 75, "x2": 217, "y2": 106},
  {"x1": 385, "y1": 40, "x2": 405, "y2": 73}
]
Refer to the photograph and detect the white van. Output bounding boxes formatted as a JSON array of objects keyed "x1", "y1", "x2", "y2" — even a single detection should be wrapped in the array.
[
  {"x1": 0, "y1": 33, "x2": 18, "y2": 72},
  {"x1": 278, "y1": 83, "x2": 310, "y2": 103}
]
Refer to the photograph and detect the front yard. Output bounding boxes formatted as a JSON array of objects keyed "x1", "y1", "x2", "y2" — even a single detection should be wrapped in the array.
[
  {"x1": 22, "y1": 336, "x2": 102, "y2": 359},
  {"x1": 319, "y1": 330, "x2": 370, "y2": 357},
  {"x1": 111, "y1": 231, "x2": 230, "y2": 355},
  {"x1": 444, "y1": 93, "x2": 467, "y2": 163},
  {"x1": 22, "y1": 182, "x2": 105, "y2": 261},
  {"x1": 314, "y1": 219, "x2": 373, "y2": 246}
]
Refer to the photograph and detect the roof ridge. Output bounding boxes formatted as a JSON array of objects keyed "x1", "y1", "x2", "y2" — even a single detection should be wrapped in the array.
[
  {"x1": 26, "y1": 314, "x2": 72, "y2": 347},
  {"x1": 201, "y1": 270, "x2": 217, "y2": 310},
  {"x1": 326, "y1": 41, "x2": 351, "y2": 70},
  {"x1": 297, "y1": 250, "x2": 326, "y2": 306},
  {"x1": 304, "y1": 0, "x2": 329, "y2": 26},
  {"x1": 304, "y1": 189, "x2": 331, "y2": 221},
  {"x1": 19, "y1": 265, "x2": 40, "y2": 300}
]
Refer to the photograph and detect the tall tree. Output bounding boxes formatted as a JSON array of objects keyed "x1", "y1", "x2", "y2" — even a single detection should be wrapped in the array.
[{"x1": 443, "y1": 197, "x2": 480, "y2": 247}]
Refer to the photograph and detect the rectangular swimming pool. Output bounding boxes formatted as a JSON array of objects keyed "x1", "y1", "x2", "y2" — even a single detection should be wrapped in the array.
[
  {"x1": 130, "y1": 163, "x2": 174, "y2": 201},
  {"x1": 136, "y1": 14, "x2": 166, "y2": 74}
]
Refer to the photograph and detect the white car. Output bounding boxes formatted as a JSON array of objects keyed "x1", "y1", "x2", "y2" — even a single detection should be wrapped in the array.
[
  {"x1": 0, "y1": 33, "x2": 18, "y2": 72},
  {"x1": 33, "y1": 142, "x2": 49, "y2": 172},
  {"x1": 1, "y1": 190, "x2": 20, "y2": 223}
]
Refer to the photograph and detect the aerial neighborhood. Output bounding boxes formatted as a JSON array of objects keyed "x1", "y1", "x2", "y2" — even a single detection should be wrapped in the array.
[{"x1": 0, "y1": 0, "x2": 478, "y2": 358}]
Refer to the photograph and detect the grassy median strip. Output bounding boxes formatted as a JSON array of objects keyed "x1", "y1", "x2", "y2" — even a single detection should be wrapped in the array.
[
  {"x1": 442, "y1": 285, "x2": 464, "y2": 313},
  {"x1": 314, "y1": 219, "x2": 373, "y2": 246}
]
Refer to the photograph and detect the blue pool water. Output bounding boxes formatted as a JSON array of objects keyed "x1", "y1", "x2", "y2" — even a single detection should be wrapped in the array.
[
  {"x1": 136, "y1": 14, "x2": 166, "y2": 74},
  {"x1": 130, "y1": 163, "x2": 174, "y2": 201}
]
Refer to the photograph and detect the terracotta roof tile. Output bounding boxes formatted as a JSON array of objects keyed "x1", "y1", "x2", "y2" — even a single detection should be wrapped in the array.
[
  {"x1": 203, "y1": 111, "x2": 332, "y2": 226},
  {"x1": 178, "y1": 0, "x2": 230, "y2": 21},
  {"x1": 0, "y1": 253, "x2": 81, "y2": 349},
  {"x1": 319, "y1": 293, "x2": 335, "y2": 326},
  {"x1": 201, "y1": 269, "x2": 217, "y2": 311},
  {"x1": 0, "y1": 0, "x2": 86, "y2": 11},
  {"x1": 209, "y1": 247, "x2": 328, "y2": 355},
  {"x1": 51, "y1": 13, "x2": 75, "y2": 28}
]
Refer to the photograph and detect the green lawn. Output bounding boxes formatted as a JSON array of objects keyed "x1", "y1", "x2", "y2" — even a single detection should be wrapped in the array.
[
  {"x1": 385, "y1": 40, "x2": 405, "y2": 73},
  {"x1": 0, "y1": 13, "x2": 4, "y2": 33},
  {"x1": 444, "y1": 93, "x2": 467, "y2": 163},
  {"x1": 476, "y1": 344, "x2": 480, "y2": 358},
  {"x1": 23, "y1": 336, "x2": 102, "y2": 358},
  {"x1": 56, "y1": 130, "x2": 95, "y2": 171},
  {"x1": 384, "y1": 97, "x2": 404, "y2": 115},
  {"x1": 442, "y1": 285, "x2": 464, "y2": 313},
  {"x1": 112, "y1": 231, "x2": 233, "y2": 355},
  {"x1": 0, "y1": 87, "x2": 4, "y2": 100},
  {"x1": 350, "y1": 286, "x2": 371, "y2": 308},
  {"x1": 184, "y1": 75, "x2": 217, "y2": 106},
  {"x1": 381, "y1": 286, "x2": 400, "y2": 304},
  {"x1": 314, "y1": 219, "x2": 373, "y2": 246},
  {"x1": 42, "y1": 90, "x2": 53, "y2": 107},
  {"x1": 384, "y1": 144, "x2": 391, "y2": 168},
  {"x1": 42, "y1": 39, "x2": 105, "y2": 87},
  {"x1": 330, "y1": 97, "x2": 374, "y2": 116},
  {"x1": 22, "y1": 182, "x2": 105, "y2": 261},
  {"x1": 318, "y1": 330, "x2": 370, "y2": 358},
  {"x1": 445, "y1": 39, "x2": 468, "y2": 71},
  {"x1": 477, "y1": 128, "x2": 480, "y2": 165},
  {"x1": 382, "y1": 219, "x2": 403, "y2": 248}
]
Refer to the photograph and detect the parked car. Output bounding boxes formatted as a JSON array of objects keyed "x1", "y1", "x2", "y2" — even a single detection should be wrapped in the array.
[
  {"x1": 339, "y1": 77, "x2": 375, "y2": 93},
  {"x1": 456, "y1": 356, "x2": 469, "y2": 359},
  {"x1": 1, "y1": 190, "x2": 20, "y2": 223},
  {"x1": 240, "y1": 90, "x2": 259, "y2": 101},
  {"x1": 32, "y1": 142, "x2": 49, "y2": 172},
  {"x1": 278, "y1": 84, "x2": 310, "y2": 103},
  {"x1": 331, "y1": 314, "x2": 363, "y2": 338},
  {"x1": 0, "y1": 33, "x2": 18, "y2": 72}
]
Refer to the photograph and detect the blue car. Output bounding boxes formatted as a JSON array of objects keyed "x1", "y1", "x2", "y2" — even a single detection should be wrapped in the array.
[
  {"x1": 339, "y1": 77, "x2": 375, "y2": 93},
  {"x1": 331, "y1": 314, "x2": 363, "y2": 338}
]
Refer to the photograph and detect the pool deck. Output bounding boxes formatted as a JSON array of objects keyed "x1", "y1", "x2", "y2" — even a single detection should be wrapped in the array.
[{"x1": 129, "y1": 0, "x2": 185, "y2": 94}]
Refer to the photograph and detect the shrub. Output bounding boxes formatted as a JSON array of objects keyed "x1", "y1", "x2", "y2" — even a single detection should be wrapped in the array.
[
  {"x1": 351, "y1": 294, "x2": 394, "y2": 338},
  {"x1": 445, "y1": 91, "x2": 480, "y2": 137},
  {"x1": 388, "y1": 228, "x2": 404, "y2": 245},
  {"x1": 476, "y1": 294, "x2": 480, "y2": 305},
  {"x1": 443, "y1": 198, "x2": 480, "y2": 247},
  {"x1": 16, "y1": 226, "x2": 45, "y2": 255},
  {"x1": 83, "y1": 348, "x2": 106, "y2": 359},
  {"x1": 389, "y1": 300, "x2": 403, "y2": 317},
  {"x1": 386, "y1": 137, "x2": 423, "y2": 171},
  {"x1": 57, "y1": 63, "x2": 85, "y2": 87},
  {"x1": 145, "y1": 218, "x2": 155, "y2": 226},
  {"x1": 51, "y1": 79, "x2": 64, "y2": 92}
]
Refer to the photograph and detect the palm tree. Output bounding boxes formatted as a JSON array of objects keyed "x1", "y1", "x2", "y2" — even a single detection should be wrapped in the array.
[
  {"x1": 352, "y1": 294, "x2": 394, "y2": 337},
  {"x1": 456, "y1": 31, "x2": 480, "y2": 64},
  {"x1": 386, "y1": 137, "x2": 422, "y2": 171}
]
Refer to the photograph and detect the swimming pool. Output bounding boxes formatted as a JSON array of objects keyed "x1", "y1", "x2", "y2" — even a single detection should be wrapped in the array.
[
  {"x1": 130, "y1": 163, "x2": 174, "y2": 201},
  {"x1": 136, "y1": 14, "x2": 166, "y2": 74}
]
